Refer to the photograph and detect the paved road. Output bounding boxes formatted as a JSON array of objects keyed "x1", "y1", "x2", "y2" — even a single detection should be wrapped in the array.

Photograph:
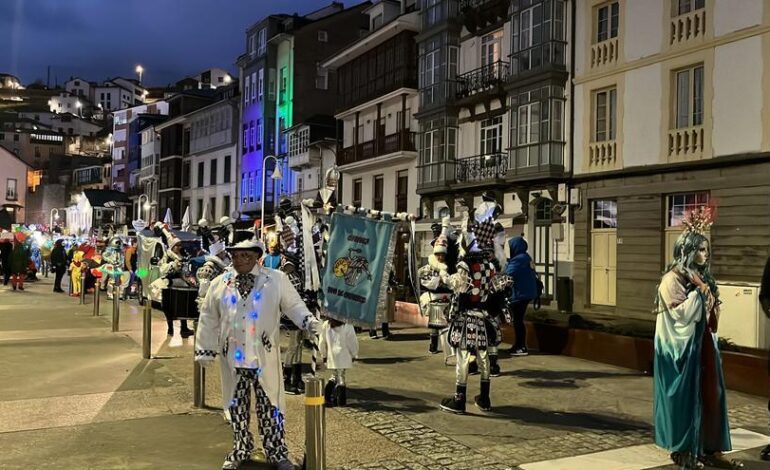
[{"x1": 0, "y1": 276, "x2": 768, "y2": 469}]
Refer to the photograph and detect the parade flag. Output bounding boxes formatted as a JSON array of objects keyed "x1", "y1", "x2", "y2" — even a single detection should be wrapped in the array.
[{"x1": 322, "y1": 211, "x2": 395, "y2": 327}]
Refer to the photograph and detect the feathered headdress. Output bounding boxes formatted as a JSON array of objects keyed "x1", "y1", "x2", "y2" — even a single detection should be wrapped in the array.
[{"x1": 681, "y1": 204, "x2": 715, "y2": 235}]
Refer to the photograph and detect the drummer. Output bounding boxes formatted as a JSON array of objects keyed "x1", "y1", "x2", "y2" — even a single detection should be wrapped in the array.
[{"x1": 158, "y1": 236, "x2": 195, "y2": 338}]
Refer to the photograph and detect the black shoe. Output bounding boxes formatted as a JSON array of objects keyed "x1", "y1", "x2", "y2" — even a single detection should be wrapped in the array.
[
  {"x1": 468, "y1": 360, "x2": 479, "y2": 375},
  {"x1": 180, "y1": 328, "x2": 194, "y2": 338},
  {"x1": 381, "y1": 323, "x2": 391, "y2": 339},
  {"x1": 760, "y1": 444, "x2": 770, "y2": 461},
  {"x1": 285, "y1": 383, "x2": 300, "y2": 395},
  {"x1": 439, "y1": 385, "x2": 466, "y2": 414},
  {"x1": 509, "y1": 347, "x2": 529, "y2": 357},
  {"x1": 293, "y1": 365, "x2": 305, "y2": 395},
  {"x1": 324, "y1": 379, "x2": 337, "y2": 407},
  {"x1": 474, "y1": 380, "x2": 491, "y2": 411},
  {"x1": 283, "y1": 366, "x2": 292, "y2": 389},
  {"x1": 368, "y1": 330, "x2": 379, "y2": 339},
  {"x1": 490, "y1": 363, "x2": 501, "y2": 377},
  {"x1": 335, "y1": 384, "x2": 346, "y2": 406},
  {"x1": 167, "y1": 327, "x2": 174, "y2": 337}
]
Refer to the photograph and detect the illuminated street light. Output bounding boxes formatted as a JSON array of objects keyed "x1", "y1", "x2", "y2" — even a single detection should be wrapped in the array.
[{"x1": 135, "y1": 65, "x2": 144, "y2": 83}]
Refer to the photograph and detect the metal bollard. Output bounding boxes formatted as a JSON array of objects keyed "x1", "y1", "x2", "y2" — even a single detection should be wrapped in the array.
[
  {"x1": 93, "y1": 285, "x2": 100, "y2": 316},
  {"x1": 142, "y1": 301, "x2": 152, "y2": 359},
  {"x1": 79, "y1": 272, "x2": 86, "y2": 304},
  {"x1": 304, "y1": 377, "x2": 326, "y2": 470},
  {"x1": 111, "y1": 283, "x2": 120, "y2": 332},
  {"x1": 193, "y1": 333, "x2": 205, "y2": 408}
]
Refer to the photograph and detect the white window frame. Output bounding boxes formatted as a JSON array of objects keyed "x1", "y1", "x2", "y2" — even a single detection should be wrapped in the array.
[
  {"x1": 673, "y1": 0, "x2": 705, "y2": 16},
  {"x1": 315, "y1": 65, "x2": 328, "y2": 90},
  {"x1": 251, "y1": 72, "x2": 256, "y2": 101},
  {"x1": 244, "y1": 77, "x2": 250, "y2": 104},
  {"x1": 517, "y1": 102, "x2": 541, "y2": 146},
  {"x1": 243, "y1": 126, "x2": 249, "y2": 151},
  {"x1": 593, "y1": 87, "x2": 617, "y2": 142},
  {"x1": 257, "y1": 68, "x2": 264, "y2": 100},
  {"x1": 256, "y1": 119, "x2": 262, "y2": 148},
  {"x1": 257, "y1": 28, "x2": 267, "y2": 56},
  {"x1": 592, "y1": 200, "x2": 618, "y2": 229},
  {"x1": 480, "y1": 116, "x2": 503, "y2": 154},
  {"x1": 481, "y1": 30, "x2": 504, "y2": 67},
  {"x1": 664, "y1": 191, "x2": 710, "y2": 265},
  {"x1": 596, "y1": 2, "x2": 620, "y2": 43},
  {"x1": 674, "y1": 64, "x2": 704, "y2": 129}
]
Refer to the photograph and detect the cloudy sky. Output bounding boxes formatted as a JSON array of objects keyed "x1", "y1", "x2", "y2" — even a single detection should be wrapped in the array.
[{"x1": 0, "y1": 0, "x2": 338, "y2": 87}]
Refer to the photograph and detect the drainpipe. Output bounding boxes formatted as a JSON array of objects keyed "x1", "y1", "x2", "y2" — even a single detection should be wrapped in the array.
[{"x1": 568, "y1": 0, "x2": 576, "y2": 189}]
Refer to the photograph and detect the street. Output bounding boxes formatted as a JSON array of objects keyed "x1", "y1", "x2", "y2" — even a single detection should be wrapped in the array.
[{"x1": 0, "y1": 276, "x2": 768, "y2": 469}]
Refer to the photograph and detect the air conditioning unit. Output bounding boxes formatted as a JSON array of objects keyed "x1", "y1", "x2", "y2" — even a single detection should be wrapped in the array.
[{"x1": 716, "y1": 282, "x2": 769, "y2": 349}]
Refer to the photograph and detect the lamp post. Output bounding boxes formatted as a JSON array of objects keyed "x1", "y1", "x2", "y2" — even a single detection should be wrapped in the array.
[
  {"x1": 49, "y1": 208, "x2": 60, "y2": 230},
  {"x1": 75, "y1": 101, "x2": 82, "y2": 118},
  {"x1": 135, "y1": 65, "x2": 144, "y2": 84},
  {"x1": 137, "y1": 193, "x2": 150, "y2": 222},
  {"x1": 259, "y1": 155, "x2": 283, "y2": 239}
]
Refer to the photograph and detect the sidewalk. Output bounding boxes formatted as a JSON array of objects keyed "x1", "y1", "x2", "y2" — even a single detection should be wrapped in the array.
[{"x1": 0, "y1": 276, "x2": 768, "y2": 469}]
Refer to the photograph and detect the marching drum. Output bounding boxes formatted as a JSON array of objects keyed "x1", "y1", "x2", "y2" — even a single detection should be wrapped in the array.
[{"x1": 161, "y1": 286, "x2": 200, "y2": 320}]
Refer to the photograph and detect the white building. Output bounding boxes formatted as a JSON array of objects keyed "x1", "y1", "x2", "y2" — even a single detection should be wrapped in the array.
[
  {"x1": 0, "y1": 146, "x2": 29, "y2": 226},
  {"x1": 48, "y1": 91, "x2": 89, "y2": 116},
  {"x1": 570, "y1": 0, "x2": 770, "y2": 333},
  {"x1": 20, "y1": 111, "x2": 104, "y2": 137},
  {"x1": 111, "y1": 101, "x2": 169, "y2": 192},
  {"x1": 64, "y1": 77, "x2": 96, "y2": 102},
  {"x1": 181, "y1": 98, "x2": 239, "y2": 225},
  {"x1": 284, "y1": 115, "x2": 339, "y2": 207},
  {"x1": 137, "y1": 124, "x2": 161, "y2": 222},
  {"x1": 95, "y1": 77, "x2": 147, "y2": 112},
  {"x1": 322, "y1": 6, "x2": 421, "y2": 216}
]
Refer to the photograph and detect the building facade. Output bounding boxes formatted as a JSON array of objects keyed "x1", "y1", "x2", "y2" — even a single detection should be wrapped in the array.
[
  {"x1": 571, "y1": 0, "x2": 770, "y2": 336},
  {"x1": 111, "y1": 101, "x2": 169, "y2": 192},
  {"x1": 0, "y1": 146, "x2": 30, "y2": 226}
]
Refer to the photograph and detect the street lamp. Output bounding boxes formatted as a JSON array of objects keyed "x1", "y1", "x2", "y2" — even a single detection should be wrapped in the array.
[
  {"x1": 137, "y1": 193, "x2": 151, "y2": 222},
  {"x1": 75, "y1": 101, "x2": 82, "y2": 118},
  {"x1": 49, "y1": 208, "x2": 60, "y2": 229},
  {"x1": 135, "y1": 65, "x2": 144, "y2": 84},
  {"x1": 259, "y1": 155, "x2": 283, "y2": 239}
]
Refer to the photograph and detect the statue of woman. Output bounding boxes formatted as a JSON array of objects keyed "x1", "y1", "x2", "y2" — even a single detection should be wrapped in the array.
[{"x1": 654, "y1": 207, "x2": 742, "y2": 469}]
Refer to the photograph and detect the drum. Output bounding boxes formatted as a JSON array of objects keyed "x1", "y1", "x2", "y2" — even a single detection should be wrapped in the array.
[{"x1": 161, "y1": 287, "x2": 200, "y2": 320}]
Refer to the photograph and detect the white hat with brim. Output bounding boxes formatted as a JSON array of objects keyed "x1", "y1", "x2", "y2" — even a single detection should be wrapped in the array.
[
  {"x1": 219, "y1": 216, "x2": 235, "y2": 226},
  {"x1": 225, "y1": 239, "x2": 265, "y2": 253}
]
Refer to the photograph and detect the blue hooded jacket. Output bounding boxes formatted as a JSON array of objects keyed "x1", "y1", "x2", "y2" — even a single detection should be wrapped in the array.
[{"x1": 505, "y1": 236, "x2": 538, "y2": 302}]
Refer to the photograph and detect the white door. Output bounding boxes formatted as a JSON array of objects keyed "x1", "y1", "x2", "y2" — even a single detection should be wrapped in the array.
[{"x1": 591, "y1": 229, "x2": 617, "y2": 306}]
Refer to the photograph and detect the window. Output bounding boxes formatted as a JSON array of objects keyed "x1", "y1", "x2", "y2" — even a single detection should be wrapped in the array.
[
  {"x1": 250, "y1": 121, "x2": 255, "y2": 152},
  {"x1": 243, "y1": 125, "x2": 248, "y2": 153},
  {"x1": 256, "y1": 119, "x2": 262, "y2": 149},
  {"x1": 224, "y1": 155, "x2": 231, "y2": 183},
  {"x1": 596, "y1": 2, "x2": 619, "y2": 42},
  {"x1": 13, "y1": 133, "x2": 19, "y2": 142},
  {"x1": 481, "y1": 30, "x2": 504, "y2": 67},
  {"x1": 315, "y1": 65, "x2": 328, "y2": 90},
  {"x1": 517, "y1": 102, "x2": 541, "y2": 146},
  {"x1": 372, "y1": 13, "x2": 383, "y2": 30},
  {"x1": 673, "y1": 0, "x2": 705, "y2": 16},
  {"x1": 197, "y1": 161, "x2": 204, "y2": 187},
  {"x1": 248, "y1": 34, "x2": 256, "y2": 55},
  {"x1": 210, "y1": 159, "x2": 218, "y2": 186},
  {"x1": 258, "y1": 68, "x2": 264, "y2": 100},
  {"x1": 251, "y1": 72, "x2": 256, "y2": 101},
  {"x1": 420, "y1": 46, "x2": 440, "y2": 105},
  {"x1": 397, "y1": 109, "x2": 412, "y2": 131},
  {"x1": 396, "y1": 170, "x2": 408, "y2": 213},
  {"x1": 241, "y1": 173, "x2": 248, "y2": 203},
  {"x1": 257, "y1": 28, "x2": 267, "y2": 55},
  {"x1": 593, "y1": 87, "x2": 617, "y2": 142},
  {"x1": 352, "y1": 178, "x2": 362, "y2": 206},
  {"x1": 667, "y1": 192, "x2": 709, "y2": 227},
  {"x1": 209, "y1": 197, "x2": 217, "y2": 219},
  {"x1": 480, "y1": 116, "x2": 503, "y2": 154},
  {"x1": 197, "y1": 199, "x2": 204, "y2": 220},
  {"x1": 245, "y1": 77, "x2": 250, "y2": 104},
  {"x1": 674, "y1": 64, "x2": 704, "y2": 129},
  {"x1": 424, "y1": 0, "x2": 442, "y2": 27},
  {"x1": 318, "y1": 30, "x2": 328, "y2": 42},
  {"x1": 592, "y1": 200, "x2": 617, "y2": 229},
  {"x1": 665, "y1": 192, "x2": 709, "y2": 264},
  {"x1": 279, "y1": 67, "x2": 288, "y2": 103},
  {"x1": 223, "y1": 195, "x2": 230, "y2": 218},
  {"x1": 373, "y1": 175, "x2": 384, "y2": 211},
  {"x1": 249, "y1": 172, "x2": 256, "y2": 202},
  {"x1": 6, "y1": 178, "x2": 17, "y2": 200}
]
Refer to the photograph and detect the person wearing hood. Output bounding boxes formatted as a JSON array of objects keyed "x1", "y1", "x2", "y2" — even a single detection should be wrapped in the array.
[
  {"x1": 50, "y1": 239, "x2": 67, "y2": 293},
  {"x1": 158, "y1": 236, "x2": 194, "y2": 338},
  {"x1": 505, "y1": 236, "x2": 538, "y2": 356}
]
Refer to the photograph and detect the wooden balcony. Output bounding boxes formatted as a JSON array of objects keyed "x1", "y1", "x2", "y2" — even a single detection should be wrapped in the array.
[
  {"x1": 591, "y1": 38, "x2": 619, "y2": 68},
  {"x1": 416, "y1": 160, "x2": 458, "y2": 195},
  {"x1": 338, "y1": 131, "x2": 416, "y2": 166},
  {"x1": 670, "y1": 9, "x2": 706, "y2": 46}
]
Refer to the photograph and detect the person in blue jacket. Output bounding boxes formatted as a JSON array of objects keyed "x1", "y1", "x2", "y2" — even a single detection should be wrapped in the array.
[{"x1": 505, "y1": 236, "x2": 537, "y2": 356}]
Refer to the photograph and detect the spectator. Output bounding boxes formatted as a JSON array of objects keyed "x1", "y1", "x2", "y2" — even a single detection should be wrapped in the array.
[
  {"x1": 504, "y1": 236, "x2": 538, "y2": 356},
  {"x1": 50, "y1": 239, "x2": 67, "y2": 293},
  {"x1": 10, "y1": 239, "x2": 30, "y2": 291}
]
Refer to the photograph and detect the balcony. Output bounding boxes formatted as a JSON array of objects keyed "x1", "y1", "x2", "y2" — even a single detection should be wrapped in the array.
[
  {"x1": 417, "y1": 160, "x2": 457, "y2": 194},
  {"x1": 288, "y1": 148, "x2": 321, "y2": 170},
  {"x1": 458, "y1": 0, "x2": 508, "y2": 34},
  {"x1": 588, "y1": 140, "x2": 618, "y2": 171},
  {"x1": 454, "y1": 61, "x2": 509, "y2": 107},
  {"x1": 454, "y1": 153, "x2": 507, "y2": 185},
  {"x1": 139, "y1": 164, "x2": 159, "y2": 181},
  {"x1": 338, "y1": 131, "x2": 416, "y2": 167},
  {"x1": 283, "y1": 188, "x2": 321, "y2": 208},
  {"x1": 670, "y1": 9, "x2": 706, "y2": 46},
  {"x1": 668, "y1": 126, "x2": 705, "y2": 160},
  {"x1": 590, "y1": 38, "x2": 619, "y2": 68},
  {"x1": 508, "y1": 41, "x2": 568, "y2": 83}
]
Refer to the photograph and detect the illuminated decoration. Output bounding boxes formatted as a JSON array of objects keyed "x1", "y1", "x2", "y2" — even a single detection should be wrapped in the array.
[
  {"x1": 250, "y1": 311, "x2": 259, "y2": 320},
  {"x1": 136, "y1": 267, "x2": 148, "y2": 278},
  {"x1": 234, "y1": 348, "x2": 243, "y2": 362},
  {"x1": 250, "y1": 324, "x2": 256, "y2": 335},
  {"x1": 254, "y1": 291, "x2": 261, "y2": 301},
  {"x1": 230, "y1": 294, "x2": 238, "y2": 305},
  {"x1": 682, "y1": 205, "x2": 716, "y2": 235}
]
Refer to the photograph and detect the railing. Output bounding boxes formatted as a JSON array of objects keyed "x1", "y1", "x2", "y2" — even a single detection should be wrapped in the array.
[
  {"x1": 139, "y1": 164, "x2": 159, "y2": 180},
  {"x1": 338, "y1": 131, "x2": 416, "y2": 166},
  {"x1": 455, "y1": 153, "x2": 508, "y2": 184},
  {"x1": 588, "y1": 141, "x2": 618, "y2": 170},
  {"x1": 668, "y1": 126, "x2": 704, "y2": 159},
  {"x1": 670, "y1": 9, "x2": 706, "y2": 45},
  {"x1": 455, "y1": 61, "x2": 509, "y2": 99},
  {"x1": 591, "y1": 38, "x2": 619, "y2": 68}
]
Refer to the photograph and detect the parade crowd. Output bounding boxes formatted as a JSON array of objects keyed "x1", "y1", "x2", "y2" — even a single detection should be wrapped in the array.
[{"x1": 0, "y1": 191, "x2": 762, "y2": 470}]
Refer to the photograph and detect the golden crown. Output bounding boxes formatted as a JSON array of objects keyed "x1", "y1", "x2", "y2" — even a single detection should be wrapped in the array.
[{"x1": 682, "y1": 205, "x2": 715, "y2": 235}]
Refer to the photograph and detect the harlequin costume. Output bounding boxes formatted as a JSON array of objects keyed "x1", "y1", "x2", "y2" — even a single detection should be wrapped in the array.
[
  {"x1": 195, "y1": 239, "x2": 319, "y2": 470},
  {"x1": 418, "y1": 218, "x2": 453, "y2": 355},
  {"x1": 440, "y1": 213, "x2": 503, "y2": 415}
]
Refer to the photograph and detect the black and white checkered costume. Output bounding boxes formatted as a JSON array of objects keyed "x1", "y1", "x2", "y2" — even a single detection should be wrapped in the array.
[{"x1": 225, "y1": 368, "x2": 289, "y2": 465}]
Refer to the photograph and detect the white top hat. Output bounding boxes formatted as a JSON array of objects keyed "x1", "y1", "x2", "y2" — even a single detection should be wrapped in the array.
[
  {"x1": 219, "y1": 216, "x2": 234, "y2": 226},
  {"x1": 225, "y1": 238, "x2": 265, "y2": 253}
]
